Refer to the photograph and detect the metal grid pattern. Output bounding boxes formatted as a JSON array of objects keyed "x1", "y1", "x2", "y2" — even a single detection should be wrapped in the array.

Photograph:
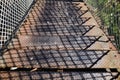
[
  {"x1": 19, "y1": 25, "x2": 94, "y2": 36},
  {"x1": 0, "y1": 0, "x2": 34, "y2": 49},
  {"x1": 8, "y1": 0, "x2": 98, "y2": 51},
  {"x1": 0, "y1": 71, "x2": 118, "y2": 80},
  {"x1": 18, "y1": 35, "x2": 101, "y2": 50},
  {"x1": 19, "y1": 2, "x2": 91, "y2": 36},
  {"x1": 23, "y1": 0, "x2": 90, "y2": 25},
  {"x1": 1, "y1": 0, "x2": 119, "y2": 79},
  {"x1": 1, "y1": 0, "x2": 113, "y2": 68},
  {"x1": 3, "y1": 49, "x2": 109, "y2": 68}
]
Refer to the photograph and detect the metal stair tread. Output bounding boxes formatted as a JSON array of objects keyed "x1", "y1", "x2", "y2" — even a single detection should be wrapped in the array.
[{"x1": 3, "y1": 49, "x2": 110, "y2": 68}]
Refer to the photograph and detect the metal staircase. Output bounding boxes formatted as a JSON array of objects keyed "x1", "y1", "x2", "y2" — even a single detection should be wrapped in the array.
[{"x1": 0, "y1": 0, "x2": 120, "y2": 79}]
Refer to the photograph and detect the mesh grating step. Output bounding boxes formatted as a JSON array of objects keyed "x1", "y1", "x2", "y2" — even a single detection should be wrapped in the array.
[
  {"x1": 0, "y1": 71, "x2": 118, "y2": 80},
  {"x1": 25, "y1": 17, "x2": 91, "y2": 26},
  {"x1": 18, "y1": 36, "x2": 101, "y2": 50},
  {"x1": 0, "y1": 71, "x2": 117, "y2": 80},
  {"x1": 19, "y1": 25, "x2": 94, "y2": 36},
  {"x1": 4, "y1": 49, "x2": 109, "y2": 68},
  {"x1": 25, "y1": 0, "x2": 89, "y2": 26}
]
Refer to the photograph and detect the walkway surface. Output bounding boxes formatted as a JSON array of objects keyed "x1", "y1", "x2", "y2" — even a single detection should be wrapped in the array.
[{"x1": 0, "y1": 0, "x2": 120, "y2": 79}]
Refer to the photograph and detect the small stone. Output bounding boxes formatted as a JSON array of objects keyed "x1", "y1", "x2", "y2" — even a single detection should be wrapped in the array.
[
  {"x1": 30, "y1": 57, "x2": 33, "y2": 60},
  {"x1": 10, "y1": 67, "x2": 18, "y2": 70}
]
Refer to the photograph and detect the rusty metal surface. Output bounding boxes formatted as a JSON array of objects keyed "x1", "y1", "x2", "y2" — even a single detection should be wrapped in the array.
[
  {"x1": 18, "y1": 35, "x2": 101, "y2": 50},
  {"x1": 0, "y1": 71, "x2": 118, "y2": 80},
  {"x1": 3, "y1": 0, "x2": 118, "y2": 68},
  {"x1": 1, "y1": 0, "x2": 120, "y2": 79},
  {"x1": 19, "y1": 25, "x2": 94, "y2": 36},
  {"x1": 3, "y1": 49, "x2": 109, "y2": 68},
  {"x1": 3, "y1": 0, "x2": 119, "y2": 68}
]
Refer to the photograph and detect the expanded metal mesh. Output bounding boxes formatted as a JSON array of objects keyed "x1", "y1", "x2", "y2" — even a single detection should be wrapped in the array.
[
  {"x1": 3, "y1": 49, "x2": 109, "y2": 68},
  {"x1": 0, "y1": 0, "x2": 34, "y2": 49},
  {"x1": 0, "y1": 0, "x2": 119, "y2": 79},
  {"x1": 0, "y1": 71, "x2": 118, "y2": 80}
]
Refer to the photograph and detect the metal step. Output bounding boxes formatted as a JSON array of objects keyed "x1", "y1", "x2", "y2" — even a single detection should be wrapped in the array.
[
  {"x1": 8, "y1": 35, "x2": 111, "y2": 50},
  {"x1": 0, "y1": 71, "x2": 118, "y2": 80},
  {"x1": 4, "y1": 49, "x2": 109, "y2": 68},
  {"x1": 19, "y1": 25, "x2": 94, "y2": 36},
  {"x1": 16, "y1": 35, "x2": 102, "y2": 50}
]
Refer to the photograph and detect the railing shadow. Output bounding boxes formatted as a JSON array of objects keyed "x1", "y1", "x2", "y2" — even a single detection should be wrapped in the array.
[
  {"x1": 1, "y1": 0, "x2": 119, "y2": 79},
  {"x1": 3, "y1": 0, "x2": 110, "y2": 68}
]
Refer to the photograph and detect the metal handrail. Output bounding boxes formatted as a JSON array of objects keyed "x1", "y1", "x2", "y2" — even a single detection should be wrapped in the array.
[{"x1": 84, "y1": 0, "x2": 120, "y2": 51}]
